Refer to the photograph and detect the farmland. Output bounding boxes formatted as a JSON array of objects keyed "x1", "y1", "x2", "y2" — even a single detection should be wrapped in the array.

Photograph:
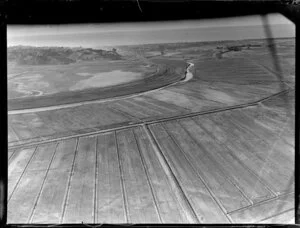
[{"x1": 7, "y1": 38, "x2": 295, "y2": 223}]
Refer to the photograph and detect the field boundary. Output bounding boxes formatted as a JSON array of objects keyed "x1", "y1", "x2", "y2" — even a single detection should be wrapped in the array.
[{"x1": 8, "y1": 87, "x2": 293, "y2": 150}]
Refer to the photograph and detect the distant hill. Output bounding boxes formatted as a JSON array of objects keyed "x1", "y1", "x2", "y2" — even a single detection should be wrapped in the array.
[{"x1": 7, "y1": 46, "x2": 123, "y2": 65}]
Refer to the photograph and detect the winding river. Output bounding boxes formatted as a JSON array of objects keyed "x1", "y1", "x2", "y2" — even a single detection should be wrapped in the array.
[{"x1": 181, "y1": 62, "x2": 194, "y2": 82}]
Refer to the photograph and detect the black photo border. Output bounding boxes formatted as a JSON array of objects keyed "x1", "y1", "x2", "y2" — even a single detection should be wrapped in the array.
[{"x1": 0, "y1": 0, "x2": 299, "y2": 227}]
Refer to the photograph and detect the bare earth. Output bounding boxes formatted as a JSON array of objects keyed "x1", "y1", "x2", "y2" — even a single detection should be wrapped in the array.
[{"x1": 7, "y1": 38, "x2": 295, "y2": 224}]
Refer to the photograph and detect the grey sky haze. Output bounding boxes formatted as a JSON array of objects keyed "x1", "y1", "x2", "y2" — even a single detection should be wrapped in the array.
[{"x1": 7, "y1": 13, "x2": 295, "y2": 47}]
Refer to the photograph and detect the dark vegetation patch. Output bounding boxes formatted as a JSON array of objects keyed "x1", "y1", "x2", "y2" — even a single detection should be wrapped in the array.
[{"x1": 8, "y1": 46, "x2": 123, "y2": 65}]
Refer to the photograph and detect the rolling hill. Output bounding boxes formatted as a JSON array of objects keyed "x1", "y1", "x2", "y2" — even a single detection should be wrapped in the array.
[{"x1": 7, "y1": 46, "x2": 123, "y2": 65}]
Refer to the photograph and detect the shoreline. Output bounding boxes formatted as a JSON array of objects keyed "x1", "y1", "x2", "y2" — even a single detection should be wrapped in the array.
[{"x1": 8, "y1": 63, "x2": 191, "y2": 115}]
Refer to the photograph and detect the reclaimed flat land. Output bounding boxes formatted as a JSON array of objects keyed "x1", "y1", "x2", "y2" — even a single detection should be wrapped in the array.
[{"x1": 7, "y1": 38, "x2": 295, "y2": 223}]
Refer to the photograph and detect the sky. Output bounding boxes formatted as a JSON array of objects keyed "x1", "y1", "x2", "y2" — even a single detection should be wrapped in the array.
[{"x1": 7, "y1": 13, "x2": 295, "y2": 47}]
